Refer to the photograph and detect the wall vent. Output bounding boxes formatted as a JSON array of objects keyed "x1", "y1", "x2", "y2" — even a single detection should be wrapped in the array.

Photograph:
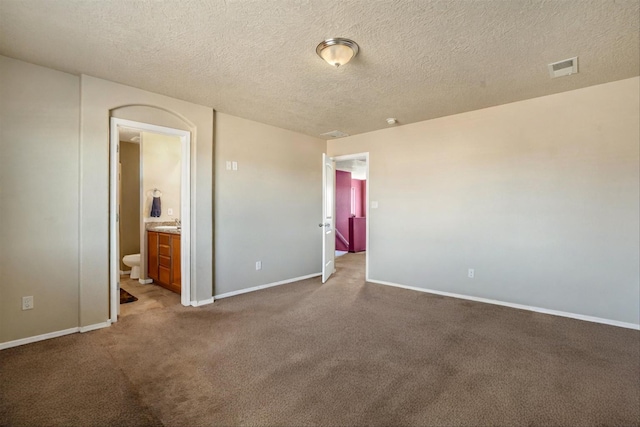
[
  {"x1": 548, "y1": 57, "x2": 578, "y2": 78},
  {"x1": 320, "y1": 130, "x2": 349, "y2": 138}
]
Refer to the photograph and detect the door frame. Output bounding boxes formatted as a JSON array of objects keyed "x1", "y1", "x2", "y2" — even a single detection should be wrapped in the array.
[
  {"x1": 330, "y1": 152, "x2": 370, "y2": 281},
  {"x1": 109, "y1": 118, "x2": 192, "y2": 323}
]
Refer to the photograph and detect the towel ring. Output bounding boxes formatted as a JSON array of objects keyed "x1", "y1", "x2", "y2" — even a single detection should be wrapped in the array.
[{"x1": 152, "y1": 189, "x2": 162, "y2": 197}]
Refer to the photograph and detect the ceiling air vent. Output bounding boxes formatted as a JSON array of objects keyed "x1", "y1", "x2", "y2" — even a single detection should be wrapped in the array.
[
  {"x1": 548, "y1": 57, "x2": 578, "y2": 78},
  {"x1": 321, "y1": 130, "x2": 349, "y2": 138}
]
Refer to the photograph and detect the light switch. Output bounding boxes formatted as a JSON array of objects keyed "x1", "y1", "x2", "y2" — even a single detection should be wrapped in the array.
[
  {"x1": 167, "y1": 208, "x2": 173, "y2": 216},
  {"x1": 226, "y1": 161, "x2": 231, "y2": 170},
  {"x1": 371, "y1": 201, "x2": 379, "y2": 209},
  {"x1": 232, "y1": 161, "x2": 238, "y2": 171}
]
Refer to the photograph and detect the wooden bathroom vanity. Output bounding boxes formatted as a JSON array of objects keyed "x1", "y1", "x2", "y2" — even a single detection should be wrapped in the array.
[{"x1": 147, "y1": 230, "x2": 181, "y2": 294}]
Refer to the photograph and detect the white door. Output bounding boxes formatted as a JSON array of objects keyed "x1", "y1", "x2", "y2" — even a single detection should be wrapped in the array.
[{"x1": 321, "y1": 153, "x2": 335, "y2": 283}]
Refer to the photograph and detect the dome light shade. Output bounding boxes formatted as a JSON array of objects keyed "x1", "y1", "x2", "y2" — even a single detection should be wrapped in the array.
[{"x1": 316, "y1": 38, "x2": 359, "y2": 68}]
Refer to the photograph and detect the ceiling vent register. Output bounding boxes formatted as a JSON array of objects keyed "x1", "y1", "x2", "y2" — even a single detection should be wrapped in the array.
[
  {"x1": 548, "y1": 57, "x2": 578, "y2": 78},
  {"x1": 321, "y1": 130, "x2": 349, "y2": 138}
]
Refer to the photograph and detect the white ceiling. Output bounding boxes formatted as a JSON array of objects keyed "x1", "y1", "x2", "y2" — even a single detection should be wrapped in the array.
[
  {"x1": 118, "y1": 127, "x2": 141, "y2": 143},
  {"x1": 336, "y1": 159, "x2": 367, "y2": 180},
  {"x1": 1, "y1": 1, "x2": 638, "y2": 139}
]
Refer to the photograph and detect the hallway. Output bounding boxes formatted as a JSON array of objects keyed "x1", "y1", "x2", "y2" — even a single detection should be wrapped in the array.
[{"x1": 332, "y1": 251, "x2": 365, "y2": 285}]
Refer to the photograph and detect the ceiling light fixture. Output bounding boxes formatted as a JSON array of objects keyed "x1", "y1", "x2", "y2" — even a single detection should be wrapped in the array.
[{"x1": 316, "y1": 38, "x2": 359, "y2": 68}]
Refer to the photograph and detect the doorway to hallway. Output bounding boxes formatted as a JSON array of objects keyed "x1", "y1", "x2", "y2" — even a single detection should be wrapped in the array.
[{"x1": 322, "y1": 152, "x2": 369, "y2": 283}]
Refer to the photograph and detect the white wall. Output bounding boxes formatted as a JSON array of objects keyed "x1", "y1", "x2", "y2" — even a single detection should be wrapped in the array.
[
  {"x1": 80, "y1": 76, "x2": 215, "y2": 325},
  {"x1": 0, "y1": 56, "x2": 80, "y2": 342},
  {"x1": 214, "y1": 113, "x2": 325, "y2": 296},
  {"x1": 141, "y1": 132, "x2": 181, "y2": 222},
  {"x1": 0, "y1": 56, "x2": 216, "y2": 345},
  {"x1": 328, "y1": 77, "x2": 640, "y2": 325}
]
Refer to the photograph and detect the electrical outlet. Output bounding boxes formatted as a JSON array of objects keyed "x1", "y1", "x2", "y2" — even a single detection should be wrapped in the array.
[
  {"x1": 22, "y1": 296, "x2": 34, "y2": 310},
  {"x1": 167, "y1": 208, "x2": 173, "y2": 216},
  {"x1": 255, "y1": 261, "x2": 262, "y2": 270},
  {"x1": 468, "y1": 268, "x2": 475, "y2": 279}
]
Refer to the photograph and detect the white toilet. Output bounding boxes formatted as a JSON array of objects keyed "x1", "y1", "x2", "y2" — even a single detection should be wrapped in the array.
[{"x1": 122, "y1": 254, "x2": 141, "y2": 279}]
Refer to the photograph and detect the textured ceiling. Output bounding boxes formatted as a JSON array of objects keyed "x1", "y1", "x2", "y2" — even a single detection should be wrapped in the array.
[
  {"x1": 1, "y1": 0, "x2": 638, "y2": 139},
  {"x1": 336, "y1": 159, "x2": 367, "y2": 180}
]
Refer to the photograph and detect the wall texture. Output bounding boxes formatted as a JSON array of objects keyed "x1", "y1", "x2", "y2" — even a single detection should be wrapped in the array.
[
  {"x1": 328, "y1": 77, "x2": 640, "y2": 325},
  {"x1": 0, "y1": 56, "x2": 80, "y2": 342},
  {"x1": 214, "y1": 113, "x2": 325, "y2": 296},
  {"x1": 119, "y1": 141, "x2": 140, "y2": 271},
  {"x1": 141, "y1": 132, "x2": 181, "y2": 221}
]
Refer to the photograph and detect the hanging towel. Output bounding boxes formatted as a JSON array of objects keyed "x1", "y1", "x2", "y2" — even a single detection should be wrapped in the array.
[{"x1": 151, "y1": 197, "x2": 161, "y2": 217}]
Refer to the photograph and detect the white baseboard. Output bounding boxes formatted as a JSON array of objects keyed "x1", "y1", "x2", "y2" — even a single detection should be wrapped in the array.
[
  {"x1": 79, "y1": 320, "x2": 111, "y2": 333},
  {"x1": 0, "y1": 327, "x2": 79, "y2": 350},
  {"x1": 215, "y1": 273, "x2": 322, "y2": 300},
  {"x1": 367, "y1": 279, "x2": 640, "y2": 330},
  {"x1": 191, "y1": 297, "x2": 214, "y2": 307},
  {"x1": 0, "y1": 320, "x2": 112, "y2": 350},
  {"x1": 139, "y1": 278, "x2": 153, "y2": 285}
]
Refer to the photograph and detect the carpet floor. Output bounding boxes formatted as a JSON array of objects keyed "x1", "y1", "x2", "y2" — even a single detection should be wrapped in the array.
[
  {"x1": 1, "y1": 253, "x2": 638, "y2": 426},
  {"x1": 118, "y1": 276, "x2": 181, "y2": 318}
]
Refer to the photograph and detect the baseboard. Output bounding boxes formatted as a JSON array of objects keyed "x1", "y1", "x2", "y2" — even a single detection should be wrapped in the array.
[
  {"x1": 367, "y1": 279, "x2": 640, "y2": 330},
  {"x1": 215, "y1": 273, "x2": 322, "y2": 300},
  {"x1": 0, "y1": 327, "x2": 79, "y2": 350},
  {"x1": 139, "y1": 278, "x2": 153, "y2": 285},
  {"x1": 120, "y1": 270, "x2": 131, "y2": 275},
  {"x1": 0, "y1": 319, "x2": 116, "y2": 350},
  {"x1": 79, "y1": 320, "x2": 111, "y2": 333},
  {"x1": 191, "y1": 297, "x2": 214, "y2": 307}
]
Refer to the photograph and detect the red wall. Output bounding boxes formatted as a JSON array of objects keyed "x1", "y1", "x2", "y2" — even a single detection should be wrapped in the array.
[
  {"x1": 349, "y1": 217, "x2": 366, "y2": 252},
  {"x1": 337, "y1": 173, "x2": 367, "y2": 251},
  {"x1": 335, "y1": 170, "x2": 351, "y2": 251}
]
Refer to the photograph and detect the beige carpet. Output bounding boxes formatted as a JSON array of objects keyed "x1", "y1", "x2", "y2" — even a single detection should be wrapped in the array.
[
  {"x1": 118, "y1": 276, "x2": 181, "y2": 318},
  {"x1": 1, "y1": 253, "x2": 639, "y2": 426}
]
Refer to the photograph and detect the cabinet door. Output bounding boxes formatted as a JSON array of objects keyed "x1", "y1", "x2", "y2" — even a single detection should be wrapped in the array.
[
  {"x1": 159, "y1": 265, "x2": 171, "y2": 286},
  {"x1": 148, "y1": 231, "x2": 159, "y2": 280},
  {"x1": 171, "y1": 234, "x2": 181, "y2": 292}
]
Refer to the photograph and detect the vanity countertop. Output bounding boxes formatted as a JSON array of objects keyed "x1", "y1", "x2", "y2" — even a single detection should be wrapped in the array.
[{"x1": 146, "y1": 222, "x2": 181, "y2": 235}]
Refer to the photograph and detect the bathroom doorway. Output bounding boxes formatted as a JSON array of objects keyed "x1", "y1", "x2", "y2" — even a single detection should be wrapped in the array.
[
  {"x1": 324, "y1": 153, "x2": 370, "y2": 282},
  {"x1": 109, "y1": 118, "x2": 192, "y2": 322}
]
